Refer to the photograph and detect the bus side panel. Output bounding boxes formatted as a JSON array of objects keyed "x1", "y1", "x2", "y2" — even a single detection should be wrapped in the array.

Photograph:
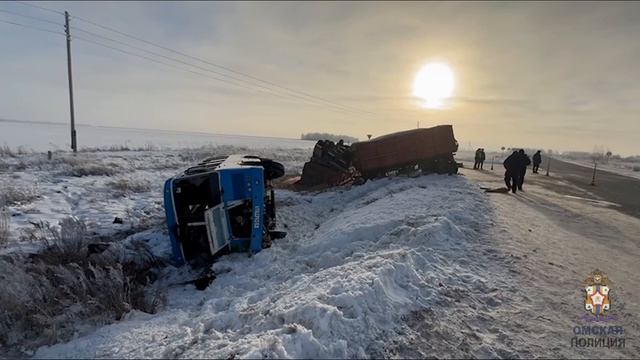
[
  {"x1": 248, "y1": 168, "x2": 265, "y2": 254},
  {"x1": 163, "y1": 178, "x2": 185, "y2": 265}
]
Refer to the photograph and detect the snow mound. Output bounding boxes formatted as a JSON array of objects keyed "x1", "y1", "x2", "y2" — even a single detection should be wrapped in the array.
[{"x1": 36, "y1": 175, "x2": 492, "y2": 359}]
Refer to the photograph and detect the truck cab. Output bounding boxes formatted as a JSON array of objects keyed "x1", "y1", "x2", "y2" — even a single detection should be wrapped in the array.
[{"x1": 163, "y1": 155, "x2": 285, "y2": 265}]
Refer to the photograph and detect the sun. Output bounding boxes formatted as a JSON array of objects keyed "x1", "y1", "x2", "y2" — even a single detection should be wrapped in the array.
[{"x1": 412, "y1": 63, "x2": 455, "y2": 109}]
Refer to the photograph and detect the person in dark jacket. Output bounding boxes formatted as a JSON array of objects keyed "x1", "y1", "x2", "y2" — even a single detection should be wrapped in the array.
[
  {"x1": 532, "y1": 150, "x2": 542, "y2": 173},
  {"x1": 517, "y1": 149, "x2": 531, "y2": 190},
  {"x1": 503, "y1": 150, "x2": 519, "y2": 193},
  {"x1": 474, "y1": 148, "x2": 481, "y2": 169},
  {"x1": 479, "y1": 148, "x2": 486, "y2": 169}
]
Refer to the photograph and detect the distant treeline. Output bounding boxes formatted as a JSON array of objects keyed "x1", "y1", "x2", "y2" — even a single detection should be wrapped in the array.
[{"x1": 301, "y1": 133, "x2": 358, "y2": 143}]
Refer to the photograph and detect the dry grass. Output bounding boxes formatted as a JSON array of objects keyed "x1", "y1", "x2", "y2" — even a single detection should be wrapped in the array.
[
  {"x1": 0, "y1": 145, "x2": 29, "y2": 158},
  {"x1": 0, "y1": 207, "x2": 9, "y2": 246},
  {"x1": 0, "y1": 181, "x2": 40, "y2": 206},
  {"x1": 59, "y1": 162, "x2": 120, "y2": 177},
  {"x1": 0, "y1": 217, "x2": 166, "y2": 352},
  {"x1": 107, "y1": 178, "x2": 152, "y2": 196},
  {"x1": 79, "y1": 143, "x2": 159, "y2": 152},
  {"x1": 5, "y1": 155, "x2": 124, "y2": 177}
]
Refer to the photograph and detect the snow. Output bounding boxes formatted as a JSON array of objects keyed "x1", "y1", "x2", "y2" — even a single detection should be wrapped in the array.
[
  {"x1": 34, "y1": 174, "x2": 496, "y2": 358},
  {"x1": 2, "y1": 144, "x2": 639, "y2": 358},
  {"x1": 452, "y1": 168, "x2": 640, "y2": 359}
]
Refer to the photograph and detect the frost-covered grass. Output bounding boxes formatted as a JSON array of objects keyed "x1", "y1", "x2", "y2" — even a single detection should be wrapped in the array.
[
  {"x1": 79, "y1": 143, "x2": 159, "y2": 152},
  {"x1": 55, "y1": 157, "x2": 121, "y2": 177},
  {"x1": 0, "y1": 144, "x2": 30, "y2": 158},
  {"x1": 0, "y1": 217, "x2": 165, "y2": 353},
  {"x1": 0, "y1": 208, "x2": 9, "y2": 246},
  {"x1": 107, "y1": 178, "x2": 152, "y2": 196},
  {"x1": 0, "y1": 181, "x2": 40, "y2": 206}
]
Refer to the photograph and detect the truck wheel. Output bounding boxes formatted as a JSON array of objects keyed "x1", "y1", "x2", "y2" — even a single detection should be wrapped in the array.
[
  {"x1": 353, "y1": 177, "x2": 367, "y2": 186},
  {"x1": 362, "y1": 172, "x2": 376, "y2": 180},
  {"x1": 419, "y1": 161, "x2": 435, "y2": 174},
  {"x1": 447, "y1": 162, "x2": 458, "y2": 175},
  {"x1": 260, "y1": 159, "x2": 285, "y2": 180}
]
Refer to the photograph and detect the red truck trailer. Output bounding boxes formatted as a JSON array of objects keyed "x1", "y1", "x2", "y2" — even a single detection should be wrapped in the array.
[
  {"x1": 299, "y1": 125, "x2": 459, "y2": 187},
  {"x1": 351, "y1": 125, "x2": 459, "y2": 178}
]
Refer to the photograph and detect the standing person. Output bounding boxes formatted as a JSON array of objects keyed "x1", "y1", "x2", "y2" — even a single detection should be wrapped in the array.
[
  {"x1": 479, "y1": 148, "x2": 486, "y2": 169},
  {"x1": 532, "y1": 150, "x2": 542, "y2": 173},
  {"x1": 517, "y1": 149, "x2": 531, "y2": 191},
  {"x1": 503, "y1": 150, "x2": 519, "y2": 193},
  {"x1": 473, "y1": 148, "x2": 481, "y2": 170}
]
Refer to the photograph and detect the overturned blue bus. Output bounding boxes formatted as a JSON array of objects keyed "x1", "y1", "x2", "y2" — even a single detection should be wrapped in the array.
[{"x1": 163, "y1": 154, "x2": 286, "y2": 265}]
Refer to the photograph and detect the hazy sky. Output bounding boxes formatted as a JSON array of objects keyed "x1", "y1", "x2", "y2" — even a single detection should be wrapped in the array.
[{"x1": 1, "y1": 1, "x2": 639, "y2": 155}]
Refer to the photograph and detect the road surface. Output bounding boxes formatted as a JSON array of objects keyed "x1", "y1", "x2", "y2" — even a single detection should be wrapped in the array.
[
  {"x1": 460, "y1": 157, "x2": 640, "y2": 219},
  {"x1": 454, "y1": 164, "x2": 640, "y2": 358}
]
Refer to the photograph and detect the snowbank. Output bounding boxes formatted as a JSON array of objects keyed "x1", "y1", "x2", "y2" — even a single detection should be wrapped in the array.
[{"x1": 35, "y1": 175, "x2": 493, "y2": 358}]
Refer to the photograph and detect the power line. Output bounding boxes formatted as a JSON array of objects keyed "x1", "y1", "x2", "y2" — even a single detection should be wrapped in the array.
[
  {"x1": 71, "y1": 35, "x2": 326, "y2": 106},
  {"x1": 0, "y1": 16, "x2": 369, "y2": 118},
  {"x1": 70, "y1": 14, "x2": 378, "y2": 117},
  {"x1": 0, "y1": 18, "x2": 64, "y2": 35},
  {"x1": 70, "y1": 25, "x2": 371, "y2": 117},
  {"x1": 72, "y1": 36, "x2": 379, "y2": 118},
  {"x1": 11, "y1": 2, "x2": 379, "y2": 118},
  {"x1": 7, "y1": 3, "x2": 384, "y2": 120},
  {"x1": 0, "y1": 8, "x2": 62, "y2": 26},
  {"x1": 14, "y1": 1, "x2": 64, "y2": 15}
]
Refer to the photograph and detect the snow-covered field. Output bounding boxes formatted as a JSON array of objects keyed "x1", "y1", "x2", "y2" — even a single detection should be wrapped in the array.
[
  {"x1": 556, "y1": 156, "x2": 640, "y2": 181},
  {"x1": 0, "y1": 120, "x2": 315, "y2": 152},
  {"x1": 1, "y1": 142, "x2": 639, "y2": 358},
  {"x1": 0, "y1": 146, "x2": 311, "y2": 247}
]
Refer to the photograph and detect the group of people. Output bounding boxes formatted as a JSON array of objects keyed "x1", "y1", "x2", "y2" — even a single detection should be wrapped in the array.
[
  {"x1": 503, "y1": 149, "x2": 542, "y2": 193},
  {"x1": 473, "y1": 148, "x2": 486, "y2": 170}
]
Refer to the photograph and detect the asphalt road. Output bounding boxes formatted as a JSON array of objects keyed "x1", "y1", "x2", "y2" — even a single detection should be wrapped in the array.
[
  {"x1": 469, "y1": 157, "x2": 640, "y2": 219},
  {"x1": 541, "y1": 158, "x2": 640, "y2": 217}
]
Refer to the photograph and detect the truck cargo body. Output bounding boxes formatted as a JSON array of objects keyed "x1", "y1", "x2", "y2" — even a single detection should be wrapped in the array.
[{"x1": 351, "y1": 125, "x2": 458, "y2": 177}]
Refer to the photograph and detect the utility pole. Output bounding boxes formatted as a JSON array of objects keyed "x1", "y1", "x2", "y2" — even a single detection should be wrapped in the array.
[
  {"x1": 590, "y1": 161, "x2": 597, "y2": 186},
  {"x1": 64, "y1": 11, "x2": 77, "y2": 153}
]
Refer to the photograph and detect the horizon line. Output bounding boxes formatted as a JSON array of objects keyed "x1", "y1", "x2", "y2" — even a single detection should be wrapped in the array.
[{"x1": 0, "y1": 117, "x2": 316, "y2": 143}]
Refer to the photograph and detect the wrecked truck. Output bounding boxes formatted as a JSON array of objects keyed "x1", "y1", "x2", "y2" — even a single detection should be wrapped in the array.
[
  {"x1": 163, "y1": 154, "x2": 286, "y2": 265},
  {"x1": 300, "y1": 125, "x2": 459, "y2": 187}
]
